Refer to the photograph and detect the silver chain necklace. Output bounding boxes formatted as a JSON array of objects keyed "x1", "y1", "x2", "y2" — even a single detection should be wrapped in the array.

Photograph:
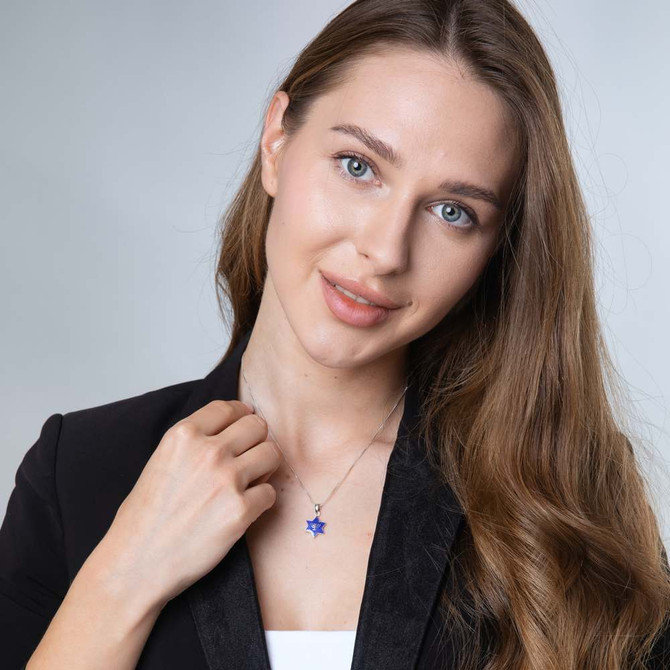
[{"x1": 240, "y1": 353, "x2": 409, "y2": 539}]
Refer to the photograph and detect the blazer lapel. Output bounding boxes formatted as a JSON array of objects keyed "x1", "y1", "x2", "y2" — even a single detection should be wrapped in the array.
[
  {"x1": 176, "y1": 329, "x2": 465, "y2": 670},
  {"x1": 349, "y1": 388, "x2": 465, "y2": 670}
]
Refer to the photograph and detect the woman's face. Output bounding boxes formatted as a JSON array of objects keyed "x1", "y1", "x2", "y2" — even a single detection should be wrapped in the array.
[{"x1": 259, "y1": 48, "x2": 520, "y2": 366}]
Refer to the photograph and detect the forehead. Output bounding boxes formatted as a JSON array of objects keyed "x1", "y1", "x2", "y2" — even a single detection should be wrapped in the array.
[{"x1": 304, "y1": 48, "x2": 520, "y2": 200}]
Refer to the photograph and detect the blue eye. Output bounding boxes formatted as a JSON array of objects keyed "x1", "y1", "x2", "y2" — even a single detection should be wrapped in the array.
[
  {"x1": 332, "y1": 150, "x2": 480, "y2": 232},
  {"x1": 337, "y1": 155, "x2": 374, "y2": 182},
  {"x1": 428, "y1": 202, "x2": 475, "y2": 230}
]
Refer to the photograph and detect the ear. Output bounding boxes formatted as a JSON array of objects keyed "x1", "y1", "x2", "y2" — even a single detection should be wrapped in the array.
[{"x1": 259, "y1": 90, "x2": 290, "y2": 198}]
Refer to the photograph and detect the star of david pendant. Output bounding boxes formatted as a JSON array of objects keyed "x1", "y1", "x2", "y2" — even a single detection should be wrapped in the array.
[{"x1": 305, "y1": 502, "x2": 326, "y2": 538}]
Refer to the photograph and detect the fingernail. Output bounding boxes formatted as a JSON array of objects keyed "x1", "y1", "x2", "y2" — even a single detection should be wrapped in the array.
[{"x1": 241, "y1": 401, "x2": 255, "y2": 412}]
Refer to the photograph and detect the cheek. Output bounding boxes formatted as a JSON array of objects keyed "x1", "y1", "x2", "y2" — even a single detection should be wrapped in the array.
[
  {"x1": 273, "y1": 158, "x2": 347, "y2": 245},
  {"x1": 264, "y1": 179, "x2": 340, "y2": 285},
  {"x1": 415, "y1": 242, "x2": 491, "y2": 313}
]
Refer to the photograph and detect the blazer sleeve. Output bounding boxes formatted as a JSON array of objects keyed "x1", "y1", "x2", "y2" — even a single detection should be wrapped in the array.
[{"x1": 0, "y1": 413, "x2": 70, "y2": 669}]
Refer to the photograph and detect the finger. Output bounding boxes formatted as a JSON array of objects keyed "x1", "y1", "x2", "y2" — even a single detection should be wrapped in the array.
[
  {"x1": 248, "y1": 471, "x2": 271, "y2": 488},
  {"x1": 217, "y1": 413, "x2": 269, "y2": 457},
  {"x1": 242, "y1": 482, "x2": 277, "y2": 518},
  {"x1": 235, "y1": 441, "x2": 281, "y2": 488},
  {"x1": 182, "y1": 399, "x2": 254, "y2": 436}
]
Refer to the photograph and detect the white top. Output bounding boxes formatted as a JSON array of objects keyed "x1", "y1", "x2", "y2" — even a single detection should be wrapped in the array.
[{"x1": 264, "y1": 630, "x2": 357, "y2": 670}]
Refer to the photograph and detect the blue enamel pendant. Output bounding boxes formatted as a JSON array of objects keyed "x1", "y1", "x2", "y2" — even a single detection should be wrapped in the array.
[{"x1": 305, "y1": 502, "x2": 326, "y2": 538}]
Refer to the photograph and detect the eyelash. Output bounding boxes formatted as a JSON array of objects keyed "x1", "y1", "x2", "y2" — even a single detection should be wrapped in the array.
[{"x1": 331, "y1": 150, "x2": 480, "y2": 232}]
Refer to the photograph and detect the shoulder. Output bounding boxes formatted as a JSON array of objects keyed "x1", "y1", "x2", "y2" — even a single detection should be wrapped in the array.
[
  {"x1": 53, "y1": 377, "x2": 202, "y2": 569},
  {"x1": 60, "y1": 377, "x2": 199, "y2": 458},
  {"x1": 59, "y1": 377, "x2": 200, "y2": 475}
]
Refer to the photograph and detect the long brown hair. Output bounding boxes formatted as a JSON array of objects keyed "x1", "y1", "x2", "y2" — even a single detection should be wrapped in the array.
[{"x1": 212, "y1": 1, "x2": 670, "y2": 667}]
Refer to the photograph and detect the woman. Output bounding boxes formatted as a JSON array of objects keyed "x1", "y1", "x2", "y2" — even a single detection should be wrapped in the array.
[{"x1": 2, "y1": 0, "x2": 669, "y2": 668}]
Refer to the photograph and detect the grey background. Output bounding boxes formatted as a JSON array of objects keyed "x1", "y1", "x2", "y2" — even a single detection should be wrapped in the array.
[{"x1": 2, "y1": 1, "x2": 669, "y2": 548}]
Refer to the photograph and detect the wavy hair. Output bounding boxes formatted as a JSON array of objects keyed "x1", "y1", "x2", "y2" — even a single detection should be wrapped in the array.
[{"x1": 212, "y1": 1, "x2": 670, "y2": 667}]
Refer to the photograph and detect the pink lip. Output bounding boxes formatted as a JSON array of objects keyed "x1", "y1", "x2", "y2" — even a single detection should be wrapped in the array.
[
  {"x1": 320, "y1": 270, "x2": 402, "y2": 309},
  {"x1": 320, "y1": 272, "x2": 394, "y2": 327}
]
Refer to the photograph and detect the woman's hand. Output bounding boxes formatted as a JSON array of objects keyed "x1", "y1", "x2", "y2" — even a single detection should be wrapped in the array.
[{"x1": 87, "y1": 399, "x2": 280, "y2": 611}]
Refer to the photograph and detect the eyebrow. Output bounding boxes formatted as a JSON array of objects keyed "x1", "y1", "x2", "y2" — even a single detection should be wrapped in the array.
[{"x1": 329, "y1": 123, "x2": 504, "y2": 212}]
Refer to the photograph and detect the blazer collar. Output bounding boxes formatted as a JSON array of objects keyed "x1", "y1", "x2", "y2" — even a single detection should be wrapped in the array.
[{"x1": 177, "y1": 329, "x2": 465, "y2": 669}]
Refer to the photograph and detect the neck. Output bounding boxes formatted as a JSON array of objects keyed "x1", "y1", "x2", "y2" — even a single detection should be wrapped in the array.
[{"x1": 237, "y1": 314, "x2": 409, "y2": 469}]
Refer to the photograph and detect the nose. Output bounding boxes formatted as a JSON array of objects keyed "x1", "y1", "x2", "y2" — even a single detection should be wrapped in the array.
[{"x1": 354, "y1": 199, "x2": 412, "y2": 275}]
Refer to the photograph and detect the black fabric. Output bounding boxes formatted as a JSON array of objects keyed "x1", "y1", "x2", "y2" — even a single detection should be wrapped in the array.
[{"x1": 1, "y1": 329, "x2": 668, "y2": 669}]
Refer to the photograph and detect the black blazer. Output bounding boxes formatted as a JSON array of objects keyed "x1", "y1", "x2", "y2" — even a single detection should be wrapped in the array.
[{"x1": 1, "y1": 329, "x2": 668, "y2": 669}]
